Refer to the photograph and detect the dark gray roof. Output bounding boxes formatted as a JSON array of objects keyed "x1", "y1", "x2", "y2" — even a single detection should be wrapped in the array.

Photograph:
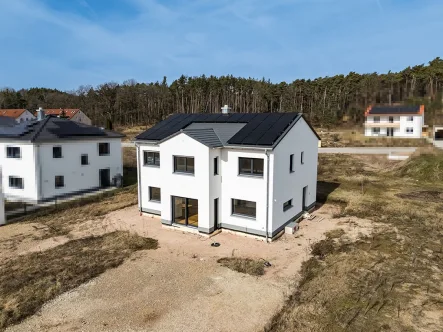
[
  {"x1": 182, "y1": 128, "x2": 223, "y2": 148},
  {"x1": 368, "y1": 105, "x2": 422, "y2": 115},
  {"x1": 0, "y1": 116, "x2": 124, "y2": 142},
  {"x1": 136, "y1": 112, "x2": 319, "y2": 147},
  {"x1": 0, "y1": 116, "x2": 17, "y2": 127},
  {"x1": 184, "y1": 122, "x2": 246, "y2": 145}
]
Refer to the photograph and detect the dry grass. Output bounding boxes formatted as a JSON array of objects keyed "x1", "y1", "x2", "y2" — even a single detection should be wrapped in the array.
[
  {"x1": 319, "y1": 130, "x2": 430, "y2": 148},
  {"x1": 123, "y1": 147, "x2": 137, "y2": 186},
  {"x1": 116, "y1": 125, "x2": 150, "y2": 141},
  {"x1": 14, "y1": 185, "x2": 138, "y2": 238},
  {"x1": 0, "y1": 231, "x2": 158, "y2": 329},
  {"x1": 265, "y1": 152, "x2": 443, "y2": 332},
  {"x1": 395, "y1": 147, "x2": 443, "y2": 182},
  {"x1": 217, "y1": 257, "x2": 266, "y2": 276}
]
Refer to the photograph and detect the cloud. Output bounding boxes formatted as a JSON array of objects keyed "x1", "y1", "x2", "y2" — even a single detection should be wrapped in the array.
[{"x1": 0, "y1": 0, "x2": 442, "y2": 89}]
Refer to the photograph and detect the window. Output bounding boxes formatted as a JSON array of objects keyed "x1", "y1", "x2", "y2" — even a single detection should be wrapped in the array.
[
  {"x1": 55, "y1": 176, "x2": 64, "y2": 188},
  {"x1": 149, "y1": 187, "x2": 161, "y2": 202},
  {"x1": 389, "y1": 116, "x2": 394, "y2": 123},
  {"x1": 283, "y1": 199, "x2": 293, "y2": 212},
  {"x1": 373, "y1": 116, "x2": 380, "y2": 123},
  {"x1": 406, "y1": 127, "x2": 414, "y2": 133},
  {"x1": 144, "y1": 151, "x2": 160, "y2": 166},
  {"x1": 98, "y1": 143, "x2": 110, "y2": 156},
  {"x1": 232, "y1": 199, "x2": 256, "y2": 218},
  {"x1": 9, "y1": 176, "x2": 23, "y2": 189},
  {"x1": 6, "y1": 146, "x2": 21, "y2": 158},
  {"x1": 81, "y1": 154, "x2": 89, "y2": 165},
  {"x1": 301, "y1": 151, "x2": 304, "y2": 165},
  {"x1": 174, "y1": 156, "x2": 195, "y2": 174},
  {"x1": 289, "y1": 154, "x2": 294, "y2": 173},
  {"x1": 407, "y1": 116, "x2": 414, "y2": 122},
  {"x1": 372, "y1": 128, "x2": 380, "y2": 134},
  {"x1": 239, "y1": 157, "x2": 264, "y2": 176},
  {"x1": 53, "y1": 146, "x2": 62, "y2": 158},
  {"x1": 214, "y1": 157, "x2": 219, "y2": 175}
]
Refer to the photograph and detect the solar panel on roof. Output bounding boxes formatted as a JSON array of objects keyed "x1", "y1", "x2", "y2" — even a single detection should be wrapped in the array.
[
  {"x1": 223, "y1": 113, "x2": 246, "y2": 122},
  {"x1": 255, "y1": 114, "x2": 299, "y2": 145},
  {"x1": 228, "y1": 114, "x2": 270, "y2": 144}
]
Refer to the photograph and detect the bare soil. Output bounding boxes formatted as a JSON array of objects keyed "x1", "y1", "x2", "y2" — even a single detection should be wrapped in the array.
[{"x1": 2, "y1": 204, "x2": 374, "y2": 332}]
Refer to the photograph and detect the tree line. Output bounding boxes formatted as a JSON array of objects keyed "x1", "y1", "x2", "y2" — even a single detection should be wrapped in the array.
[{"x1": 1, "y1": 58, "x2": 442, "y2": 127}]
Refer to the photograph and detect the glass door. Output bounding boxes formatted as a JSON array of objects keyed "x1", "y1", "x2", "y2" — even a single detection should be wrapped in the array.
[
  {"x1": 172, "y1": 196, "x2": 198, "y2": 227},
  {"x1": 173, "y1": 197, "x2": 186, "y2": 225}
]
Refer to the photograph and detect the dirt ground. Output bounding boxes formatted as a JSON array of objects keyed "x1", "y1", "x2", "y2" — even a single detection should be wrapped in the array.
[{"x1": 2, "y1": 204, "x2": 376, "y2": 332}]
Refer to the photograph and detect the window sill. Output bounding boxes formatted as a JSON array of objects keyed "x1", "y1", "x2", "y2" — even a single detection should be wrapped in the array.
[
  {"x1": 173, "y1": 171, "x2": 195, "y2": 176},
  {"x1": 55, "y1": 187, "x2": 65, "y2": 189},
  {"x1": 283, "y1": 206, "x2": 293, "y2": 212},
  {"x1": 144, "y1": 164, "x2": 160, "y2": 168},
  {"x1": 232, "y1": 213, "x2": 256, "y2": 220},
  {"x1": 99, "y1": 154, "x2": 110, "y2": 157},
  {"x1": 238, "y1": 173, "x2": 263, "y2": 178},
  {"x1": 149, "y1": 200, "x2": 161, "y2": 203}
]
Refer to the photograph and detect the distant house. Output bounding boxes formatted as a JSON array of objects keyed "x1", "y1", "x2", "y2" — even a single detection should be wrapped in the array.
[
  {"x1": 364, "y1": 105, "x2": 425, "y2": 138},
  {"x1": 43, "y1": 109, "x2": 92, "y2": 125},
  {"x1": 0, "y1": 108, "x2": 124, "y2": 204},
  {"x1": 135, "y1": 107, "x2": 320, "y2": 240},
  {"x1": 0, "y1": 109, "x2": 36, "y2": 123}
]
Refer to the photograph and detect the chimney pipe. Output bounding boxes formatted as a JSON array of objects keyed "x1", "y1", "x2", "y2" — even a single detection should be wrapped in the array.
[
  {"x1": 221, "y1": 105, "x2": 231, "y2": 114},
  {"x1": 37, "y1": 107, "x2": 45, "y2": 121}
]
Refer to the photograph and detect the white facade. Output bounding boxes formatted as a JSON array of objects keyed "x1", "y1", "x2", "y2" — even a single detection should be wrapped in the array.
[
  {"x1": 364, "y1": 114, "x2": 424, "y2": 138},
  {"x1": 16, "y1": 110, "x2": 36, "y2": 123},
  {"x1": 137, "y1": 117, "x2": 318, "y2": 238},
  {"x1": 0, "y1": 139, "x2": 122, "y2": 203}
]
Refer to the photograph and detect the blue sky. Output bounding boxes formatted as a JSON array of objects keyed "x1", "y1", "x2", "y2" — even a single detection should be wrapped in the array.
[{"x1": 0, "y1": 0, "x2": 442, "y2": 90}]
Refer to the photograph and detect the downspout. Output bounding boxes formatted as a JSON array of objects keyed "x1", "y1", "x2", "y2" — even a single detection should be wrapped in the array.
[
  {"x1": 265, "y1": 149, "x2": 270, "y2": 243},
  {"x1": 36, "y1": 144, "x2": 43, "y2": 203},
  {"x1": 136, "y1": 143, "x2": 142, "y2": 213}
]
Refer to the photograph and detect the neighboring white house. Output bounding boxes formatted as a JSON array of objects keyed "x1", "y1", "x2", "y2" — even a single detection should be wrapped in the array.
[
  {"x1": 43, "y1": 109, "x2": 92, "y2": 125},
  {"x1": 135, "y1": 108, "x2": 320, "y2": 240},
  {"x1": 364, "y1": 105, "x2": 425, "y2": 138},
  {"x1": 0, "y1": 109, "x2": 124, "y2": 204},
  {"x1": 0, "y1": 109, "x2": 36, "y2": 123}
]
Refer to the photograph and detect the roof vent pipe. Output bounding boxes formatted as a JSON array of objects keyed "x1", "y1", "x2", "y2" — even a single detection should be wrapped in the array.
[
  {"x1": 37, "y1": 107, "x2": 45, "y2": 121},
  {"x1": 221, "y1": 105, "x2": 231, "y2": 114}
]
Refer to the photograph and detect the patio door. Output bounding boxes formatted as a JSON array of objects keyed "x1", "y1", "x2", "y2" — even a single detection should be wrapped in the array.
[
  {"x1": 387, "y1": 128, "x2": 394, "y2": 137},
  {"x1": 302, "y1": 186, "x2": 308, "y2": 211},
  {"x1": 173, "y1": 196, "x2": 198, "y2": 228}
]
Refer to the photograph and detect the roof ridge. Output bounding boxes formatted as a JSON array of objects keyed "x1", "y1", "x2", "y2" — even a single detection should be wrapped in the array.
[{"x1": 29, "y1": 116, "x2": 52, "y2": 142}]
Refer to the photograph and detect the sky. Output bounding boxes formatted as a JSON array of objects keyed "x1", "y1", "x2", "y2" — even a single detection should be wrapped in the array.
[{"x1": 0, "y1": 0, "x2": 442, "y2": 91}]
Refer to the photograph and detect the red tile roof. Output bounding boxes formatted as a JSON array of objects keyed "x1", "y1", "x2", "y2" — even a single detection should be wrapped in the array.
[
  {"x1": 0, "y1": 109, "x2": 27, "y2": 119},
  {"x1": 42, "y1": 109, "x2": 80, "y2": 119}
]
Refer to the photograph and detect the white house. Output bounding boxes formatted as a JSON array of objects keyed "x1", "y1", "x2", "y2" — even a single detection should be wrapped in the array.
[
  {"x1": 135, "y1": 108, "x2": 320, "y2": 240},
  {"x1": 0, "y1": 109, "x2": 36, "y2": 123},
  {"x1": 0, "y1": 109, "x2": 124, "y2": 204},
  {"x1": 364, "y1": 105, "x2": 425, "y2": 138}
]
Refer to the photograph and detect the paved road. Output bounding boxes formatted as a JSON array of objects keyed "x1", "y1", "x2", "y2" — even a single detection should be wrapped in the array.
[
  {"x1": 318, "y1": 147, "x2": 417, "y2": 155},
  {"x1": 121, "y1": 141, "x2": 417, "y2": 155}
]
